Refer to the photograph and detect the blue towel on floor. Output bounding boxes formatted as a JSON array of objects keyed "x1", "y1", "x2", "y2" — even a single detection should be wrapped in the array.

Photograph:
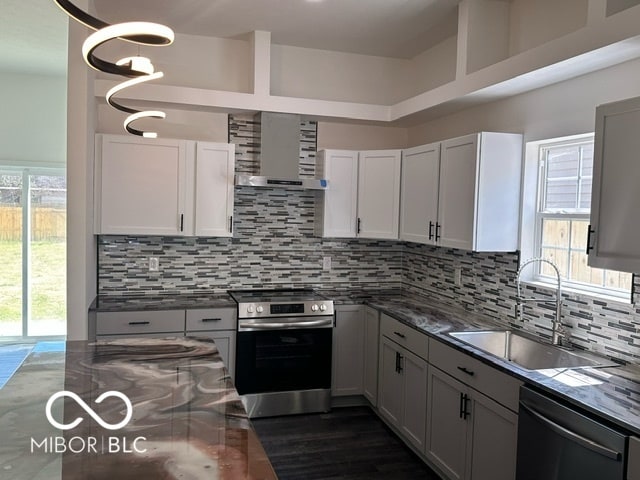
[
  {"x1": 32, "y1": 341, "x2": 66, "y2": 353},
  {"x1": 0, "y1": 345, "x2": 33, "y2": 389}
]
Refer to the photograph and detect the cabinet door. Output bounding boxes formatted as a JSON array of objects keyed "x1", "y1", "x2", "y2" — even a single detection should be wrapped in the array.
[
  {"x1": 400, "y1": 349, "x2": 428, "y2": 453},
  {"x1": 438, "y1": 134, "x2": 479, "y2": 250},
  {"x1": 400, "y1": 143, "x2": 441, "y2": 244},
  {"x1": 191, "y1": 142, "x2": 235, "y2": 237},
  {"x1": 332, "y1": 306, "x2": 365, "y2": 396},
  {"x1": 96, "y1": 135, "x2": 187, "y2": 235},
  {"x1": 363, "y1": 307, "x2": 380, "y2": 406},
  {"x1": 316, "y1": 150, "x2": 358, "y2": 238},
  {"x1": 192, "y1": 330, "x2": 236, "y2": 380},
  {"x1": 427, "y1": 367, "x2": 467, "y2": 480},
  {"x1": 589, "y1": 97, "x2": 640, "y2": 272},
  {"x1": 378, "y1": 337, "x2": 404, "y2": 427},
  {"x1": 468, "y1": 391, "x2": 518, "y2": 480},
  {"x1": 358, "y1": 150, "x2": 401, "y2": 239}
]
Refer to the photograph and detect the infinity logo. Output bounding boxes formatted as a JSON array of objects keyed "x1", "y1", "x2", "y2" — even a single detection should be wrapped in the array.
[{"x1": 45, "y1": 391, "x2": 133, "y2": 431}]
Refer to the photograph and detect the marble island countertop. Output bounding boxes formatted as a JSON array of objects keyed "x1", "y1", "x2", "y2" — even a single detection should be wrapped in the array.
[{"x1": 0, "y1": 337, "x2": 276, "y2": 480}]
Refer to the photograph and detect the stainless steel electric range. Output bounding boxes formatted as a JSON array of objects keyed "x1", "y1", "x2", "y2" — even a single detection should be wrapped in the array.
[{"x1": 228, "y1": 288, "x2": 335, "y2": 418}]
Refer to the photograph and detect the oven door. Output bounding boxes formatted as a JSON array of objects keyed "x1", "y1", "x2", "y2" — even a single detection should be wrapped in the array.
[{"x1": 235, "y1": 322, "x2": 332, "y2": 395}]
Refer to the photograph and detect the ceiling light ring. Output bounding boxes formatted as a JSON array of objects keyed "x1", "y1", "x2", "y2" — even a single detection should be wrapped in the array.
[
  {"x1": 106, "y1": 71, "x2": 165, "y2": 114},
  {"x1": 53, "y1": 0, "x2": 174, "y2": 46},
  {"x1": 82, "y1": 22, "x2": 174, "y2": 76},
  {"x1": 124, "y1": 111, "x2": 166, "y2": 139}
]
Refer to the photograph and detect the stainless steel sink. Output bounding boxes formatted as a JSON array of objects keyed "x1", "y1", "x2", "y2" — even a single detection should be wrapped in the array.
[{"x1": 449, "y1": 330, "x2": 619, "y2": 370}]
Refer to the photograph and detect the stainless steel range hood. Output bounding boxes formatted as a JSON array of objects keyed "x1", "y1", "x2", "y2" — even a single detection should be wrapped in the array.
[{"x1": 235, "y1": 112, "x2": 328, "y2": 190}]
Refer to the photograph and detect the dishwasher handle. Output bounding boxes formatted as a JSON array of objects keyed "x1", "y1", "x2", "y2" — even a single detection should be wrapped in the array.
[{"x1": 519, "y1": 401, "x2": 621, "y2": 460}]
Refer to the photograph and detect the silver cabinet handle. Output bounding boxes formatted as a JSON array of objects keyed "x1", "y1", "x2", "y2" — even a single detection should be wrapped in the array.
[
  {"x1": 201, "y1": 318, "x2": 222, "y2": 322},
  {"x1": 128, "y1": 321, "x2": 150, "y2": 325},
  {"x1": 519, "y1": 401, "x2": 621, "y2": 460}
]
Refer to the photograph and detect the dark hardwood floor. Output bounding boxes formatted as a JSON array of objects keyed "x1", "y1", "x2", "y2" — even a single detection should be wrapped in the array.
[{"x1": 252, "y1": 406, "x2": 441, "y2": 480}]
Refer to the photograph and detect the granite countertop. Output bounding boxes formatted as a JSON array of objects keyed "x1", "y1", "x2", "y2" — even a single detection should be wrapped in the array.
[
  {"x1": 0, "y1": 337, "x2": 276, "y2": 480},
  {"x1": 91, "y1": 293, "x2": 236, "y2": 312},
  {"x1": 365, "y1": 293, "x2": 640, "y2": 437}
]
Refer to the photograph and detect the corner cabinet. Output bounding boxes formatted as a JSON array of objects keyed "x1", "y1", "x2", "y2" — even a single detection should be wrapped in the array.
[
  {"x1": 95, "y1": 134, "x2": 235, "y2": 237},
  {"x1": 400, "y1": 133, "x2": 522, "y2": 251},
  {"x1": 332, "y1": 305, "x2": 365, "y2": 396},
  {"x1": 588, "y1": 96, "x2": 640, "y2": 273},
  {"x1": 316, "y1": 149, "x2": 401, "y2": 240}
]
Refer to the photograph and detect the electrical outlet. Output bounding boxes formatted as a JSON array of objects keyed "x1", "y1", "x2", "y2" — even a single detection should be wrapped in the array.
[
  {"x1": 454, "y1": 266, "x2": 462, "y2": 286},
  {"x1": 323, "y1": 256, "x2": 331, "y2": 270},
  {"x1": 149, "y1": 257, "x2": 159, "y2": 272}
]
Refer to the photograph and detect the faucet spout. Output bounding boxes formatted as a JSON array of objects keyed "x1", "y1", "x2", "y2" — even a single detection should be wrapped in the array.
[{"x1": 516, "y1": 258, "x2": 565, "y2": 346}]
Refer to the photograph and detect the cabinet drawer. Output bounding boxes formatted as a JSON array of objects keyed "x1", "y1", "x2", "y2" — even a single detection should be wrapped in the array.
[
  {"x1": 429, "y1": 338, "x2": 521, "y2": 412},
  {"x1": 186, "y1": 308, "x2": 236, "y2": 331},
  {"x1": 380, "y1": 313, "x2": 428, "y2": 360},
  {"x1": 96, "y1": 310, "x2": 185, "y2": 335}
]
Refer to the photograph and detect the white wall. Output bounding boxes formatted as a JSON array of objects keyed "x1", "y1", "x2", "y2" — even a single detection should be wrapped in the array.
[
  {"x1": 0, "y1": 72, "x2": 66, "y2": 166},
  {"x1": 97, "y1": 33, "x2": 252, "y2": 92},
  {"x1": 406, "y1": 36, "x2": 457, "y2": 99},
  {"x1": 97, "y1": 105, "x2": 228, "y2": 142},
  {"x1": 270, "y1": 44, "x2": 409, "y2": 105},
  {"x1": 66, "y1": 13, "x2": 96, "y2": 341},
  {"x1": 407, "y1": 57, "x2": 640, "y2": 146},
  {"x1": 317, "y1": 121, "x2": 408, "y2": 150}
]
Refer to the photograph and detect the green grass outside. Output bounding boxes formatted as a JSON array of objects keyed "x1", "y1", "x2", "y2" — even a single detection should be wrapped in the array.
[{"x1": 0, "y1": 240, "x2": 66, "y2": 324}]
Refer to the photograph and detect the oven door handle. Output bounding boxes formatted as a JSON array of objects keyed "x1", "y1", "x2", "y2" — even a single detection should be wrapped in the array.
[
  {"x1": 239, "y1": 318, "x2": 334, "y2": 330},
  {"x1": 519, "y1": 401, "x2": 621, "y2": 460}
]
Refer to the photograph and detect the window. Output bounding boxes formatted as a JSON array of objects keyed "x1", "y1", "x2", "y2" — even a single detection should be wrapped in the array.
[{"x1": 530, "y1": 135, "x2": 632, "y2": 299}]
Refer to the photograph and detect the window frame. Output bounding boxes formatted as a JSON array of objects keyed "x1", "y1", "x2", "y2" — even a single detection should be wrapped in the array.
[{"x1": 522, "y1": 134, "x2": 632, "y2": 303}]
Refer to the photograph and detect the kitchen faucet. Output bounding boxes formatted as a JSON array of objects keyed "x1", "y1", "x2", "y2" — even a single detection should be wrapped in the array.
[{"x1": 515, "y1": 257, "x2": 567, "y2": 346}]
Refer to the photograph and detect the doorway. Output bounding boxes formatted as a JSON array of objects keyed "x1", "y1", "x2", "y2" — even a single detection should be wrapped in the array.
[{"x1": 0, "y1": 168, "x2": 66, "y2": 339}]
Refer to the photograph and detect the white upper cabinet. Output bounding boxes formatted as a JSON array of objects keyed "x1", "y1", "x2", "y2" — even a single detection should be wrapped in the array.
[
  {"x1": 400, "y1": 142, "x2": 441, "y2": 244},
  {"x1": 357, "y1": 150, "x2": 401, "y2": 239},
  {"x1": 316, "y1": 149, "x2": 401, "y2": 240},
  {"x1": 315, "y1": 150, "x2": 359, "y2": 238},
  {"x1": 588, "y1": 96, "x2": 640, "y2": 272},
  {"x1": 95, "y1": 134, "x2": 235, "y2": 237},
  {"x1": 438, "y1": 132, "x2": 522, "y2": 251},
  {"x1": 191, "y1": 142, "x2": 236, "y2": 237}
]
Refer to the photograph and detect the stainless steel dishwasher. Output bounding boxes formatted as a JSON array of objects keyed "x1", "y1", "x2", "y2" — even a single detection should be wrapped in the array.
[{"x1": 516, "y1": 386, "x2": 628, "y2": 480}]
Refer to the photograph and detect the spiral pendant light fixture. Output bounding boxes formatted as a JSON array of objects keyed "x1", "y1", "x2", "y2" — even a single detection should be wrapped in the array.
[{"x1": 54, "y1": 0, "x2": 174, "y2": 137}]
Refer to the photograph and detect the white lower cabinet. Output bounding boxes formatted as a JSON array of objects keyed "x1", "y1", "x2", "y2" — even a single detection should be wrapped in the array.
[
  {"x1": 332, "y1": 305, "x2": 365, "y2": 396},
  {"x1": 186, "y1": 307, "x2": 237, "y2": 379},
  {"x1": 378, "y1": 335, "x2": 428, "y2": 452},
  {"x1": 363, "y1": 306, "x2": 380, "y2": 406},
  {"x1": 427, "y1": 340, "x2": 519, "y2": 480}
]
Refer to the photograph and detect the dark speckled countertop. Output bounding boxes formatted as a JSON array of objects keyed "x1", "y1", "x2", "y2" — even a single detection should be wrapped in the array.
[
  {"x1": 360, "y1": 293, "x2": 640, "y2": 437},
  {"x1": 91, "y1": 289, "x2": 640, "y2": 436}
]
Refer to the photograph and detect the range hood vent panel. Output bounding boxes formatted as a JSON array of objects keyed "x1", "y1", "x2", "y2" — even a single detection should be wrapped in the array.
[{"x1": 235, "y1": 112, "x2": 328, "y2": 190}]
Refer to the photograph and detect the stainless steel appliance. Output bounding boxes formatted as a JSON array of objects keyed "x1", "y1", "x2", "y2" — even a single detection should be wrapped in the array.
[
  {"x1": 229, "y1": 288, "x2": 335, "y2": 418},
  {"x1": 516, "y1": 385, "x2": 628, "y2": 480}
]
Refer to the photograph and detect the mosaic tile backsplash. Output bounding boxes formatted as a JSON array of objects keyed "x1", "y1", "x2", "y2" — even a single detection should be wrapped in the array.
[{"x1": 98, "y1": 114, "x2": 640, "y2": 364}]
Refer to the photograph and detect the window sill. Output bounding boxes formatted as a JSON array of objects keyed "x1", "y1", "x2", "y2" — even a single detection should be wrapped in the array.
[{"x1": 518, "y1": 278, "x2": 632, "y2": 305}]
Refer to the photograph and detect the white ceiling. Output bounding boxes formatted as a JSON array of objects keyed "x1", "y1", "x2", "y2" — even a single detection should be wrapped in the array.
[
  {"x1": 1, "y1": 0, "x2": 68, "y2": 76},
  {"x1": 93, "y1": 0, "x2": 459, "y2": 58},
  {"x1": 0, "y1": 0, "x2": 459, "y2": 77}
]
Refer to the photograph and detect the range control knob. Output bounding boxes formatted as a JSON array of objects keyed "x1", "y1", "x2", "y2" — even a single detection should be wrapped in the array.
[
  {"x1": 311, "y1": 304, "x2": 319, "y2": 312},
  {"x1": 256, "y1": 305, "x2": 264, "y2": 313},
  {"x1": 247, "y1": 305, "x2": 255, "y2": 314},
  {"x1": 319, "y1": 304, "x2": 327, "y2": 312}
]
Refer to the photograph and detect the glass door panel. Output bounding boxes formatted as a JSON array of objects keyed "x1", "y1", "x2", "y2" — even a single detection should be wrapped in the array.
[
  {"x1": 28, "y1": 174, "x2": 66, "y2": 336},
  {"x1": 0, "y1": 173, "x2": 23, "y2": 337}
]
